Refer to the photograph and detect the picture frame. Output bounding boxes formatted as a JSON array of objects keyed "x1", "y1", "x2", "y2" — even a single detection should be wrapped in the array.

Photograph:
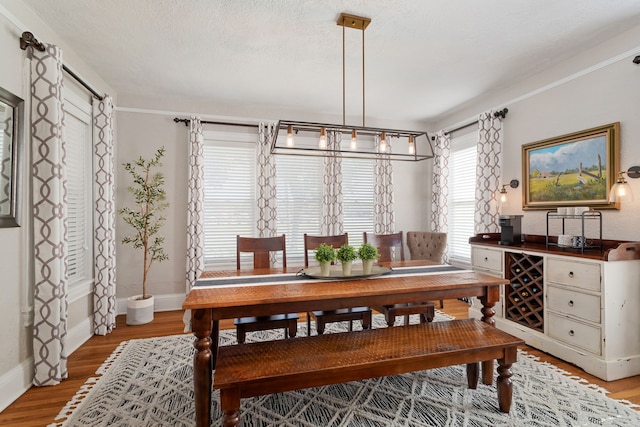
[{"x1": 521, "y1": 122, "x2": 619, "y2": 210}]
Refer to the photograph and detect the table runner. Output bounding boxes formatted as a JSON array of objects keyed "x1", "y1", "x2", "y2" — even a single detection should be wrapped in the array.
[{"x1": 195, "y1": 264, "x2": 465, "y2": 288}]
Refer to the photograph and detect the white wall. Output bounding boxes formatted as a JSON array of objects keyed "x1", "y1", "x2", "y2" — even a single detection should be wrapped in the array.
[
  {"x1": 0, "y1": 0, "x2": 114, "y2": 411},
  {"x1": 431, "y1": 23, "x2": 640, "y2": 242}
]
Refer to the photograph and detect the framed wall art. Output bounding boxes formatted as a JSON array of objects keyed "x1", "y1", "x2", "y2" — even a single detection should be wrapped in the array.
[{"x1": 522, "y1": 122, "x2": 619, "y2": 210}]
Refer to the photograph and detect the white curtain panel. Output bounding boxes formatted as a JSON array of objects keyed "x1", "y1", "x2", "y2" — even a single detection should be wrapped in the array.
[
  {"x1": 186, "y1": 117, "x2": 204, "y2": 293},
  {"x1": 474, "y1": 111, "x2": 503, "y2": 234},
  {"x1": 374, "y1": 135, "x2": 395, "y2": 234},
  {"x1": 430, "y1": 130, "x2": 450, "y2": 233},
  {"x1": 31, "y1": 44, "x2": 69, "y2": 386},
  {"x1": 92, "y1": 95, "x2": 116, "y2": 336},
  {"x1": 322, "y1": 130, "x2": 343, "y2": 236}
]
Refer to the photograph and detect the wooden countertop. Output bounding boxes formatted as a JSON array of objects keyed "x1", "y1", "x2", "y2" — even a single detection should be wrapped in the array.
[{"x1": 469, "y1": 233, "x2": 640, "y2": 261}]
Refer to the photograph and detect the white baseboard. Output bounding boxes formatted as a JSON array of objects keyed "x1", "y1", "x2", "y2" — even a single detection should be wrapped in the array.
[
  {"x1": 67, "y1": 316, "x2": 94, "y2": 355},
  {"x1": 116, "y1": 293, "x2": 186, "y2": 315},
  {"x1": 0, "y1": 357, "x2": 34, "y2": 412}
]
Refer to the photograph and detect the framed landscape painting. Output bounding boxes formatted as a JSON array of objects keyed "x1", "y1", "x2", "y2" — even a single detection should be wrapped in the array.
[{"x1": 522, "y1": 122, "x2": 619, "y2": 210}]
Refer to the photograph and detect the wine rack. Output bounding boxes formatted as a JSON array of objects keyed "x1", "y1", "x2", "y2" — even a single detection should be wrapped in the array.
[{"x1": 505, "y1": 252, "x2": 544, "y2": 332}]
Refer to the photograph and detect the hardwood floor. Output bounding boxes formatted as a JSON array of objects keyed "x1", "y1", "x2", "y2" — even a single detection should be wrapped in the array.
[{"x1": 1, "y1": 300, "x2": 639, "y2": 426}]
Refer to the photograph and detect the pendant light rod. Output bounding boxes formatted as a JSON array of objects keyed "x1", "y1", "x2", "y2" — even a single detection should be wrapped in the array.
[{"x1": 337, "y1": 13, "x2": 371, "y2": 128}]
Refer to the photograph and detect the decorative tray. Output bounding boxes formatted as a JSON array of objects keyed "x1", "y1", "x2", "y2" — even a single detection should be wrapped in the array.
[{"x1": 300, "y1": 266, "x2": 391, "y2": 280}]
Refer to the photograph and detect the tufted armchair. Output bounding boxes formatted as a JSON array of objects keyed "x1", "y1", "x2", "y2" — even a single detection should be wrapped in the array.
[{"x1": 406, "y1": 231, "x2": 448, "y2": 307}]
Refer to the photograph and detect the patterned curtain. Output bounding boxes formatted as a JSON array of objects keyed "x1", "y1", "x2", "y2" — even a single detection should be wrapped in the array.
[
  {"x1": 0, "y1": 112, "x2": 11, "y2": 212},
  {"x1": 474, "y1": 111, "x2": 503, "y2": 234},
  {"x1": 186, "y1": 117, "x2": 204, "y2": 293},
  {"x1": 321, "y1": 130, "x2": 343, "y2": 235},
  {"x1": 374, "y1": 134, "x2": 394, "y2": 234},
  {"x1": 256, "y1": 122, "x2": 278, "y2": 242},
  {"x1": 31, "y1": 44, "x2": 68, "y2": 386},
  {"x1": 92, "y1": 95, "x2": 116, "y2": 336},
  {"x1": 430, "y1": 130, "x2": 450, "y2": 233}
]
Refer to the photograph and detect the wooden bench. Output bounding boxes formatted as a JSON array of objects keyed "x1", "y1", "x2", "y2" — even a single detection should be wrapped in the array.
[{"x1": 213, "y1": 319, "x2": 524, "y2": 426}]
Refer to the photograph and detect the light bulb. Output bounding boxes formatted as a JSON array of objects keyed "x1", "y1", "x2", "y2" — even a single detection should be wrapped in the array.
[
  {"x1": 286, "y1": 125, "x2": 294, "y2": 147},
  {"x1": 408, "y1": 135, "x2": 415, "y2": 155},
  {"x1": 319, "y1": 127, "x2": 327, "y2": 149},
  {"x1": 350, "y1": 130, "x2": 357, "y2": 150},
  {"x1": 379, "y1": 132, "x2": 387, "y2": 153}
]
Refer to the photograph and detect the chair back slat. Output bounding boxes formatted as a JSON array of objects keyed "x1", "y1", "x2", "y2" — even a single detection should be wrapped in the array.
[
  {"x1": 237, "y1": 235, "x2": 287, "y2": 270},
  {"x1": 363, "y1": 231, "x2": 405, "y2": 263},
  {"x1": 303, "y1": 233, "x2": 348, "y2": 267}
]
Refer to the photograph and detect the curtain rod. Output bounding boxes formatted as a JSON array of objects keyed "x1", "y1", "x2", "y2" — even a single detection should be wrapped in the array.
[
  {"x1": 19, "y1": 31, "x2": 105, "y2": 101},
  {"x1": 444, "y1": 108, "x2": 509, "y2": 135},
  {"x1": 173, "y1": 117, "x2": 259, "y2": 128}
]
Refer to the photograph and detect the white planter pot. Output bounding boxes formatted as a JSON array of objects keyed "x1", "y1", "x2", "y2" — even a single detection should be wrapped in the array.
[
  {"x1": 127, "y1": 295, "x2": 154, "y2": 325},
  {"x1": 320, "y1": 262, "x2": 331, "y2": 277},
  {"x1": 362, "y1": 259, "x2": 374, "y2": 275},
  {"x1": 341, "y1": 261, "x2": 353, "y2": 276}
]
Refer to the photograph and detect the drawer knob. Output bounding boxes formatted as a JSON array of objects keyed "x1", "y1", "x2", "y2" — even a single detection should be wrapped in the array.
[
  {"x1": 568, "y1": 300, "x2": 574, "y2": 307},
  {"x1": 568, "y1": 271, "x2": 574, "y2": 278},
  {"x1": 569, "y1": 330, "x2": 575, "y2": 336}
]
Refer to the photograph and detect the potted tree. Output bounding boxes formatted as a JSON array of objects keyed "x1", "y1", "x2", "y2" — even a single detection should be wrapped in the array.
[
  {"x1": 118, "y1": 147, "x2": 169, "y2": 325},
  {"x1": 336, "y1": 244, "x2": 358, "y2": 276},
  {"x1": 314, "y1": 243, "x2": 336, "y2": 277},
  {"x1": 358, "y1": 243, "x2": 379, "y2": 275}
]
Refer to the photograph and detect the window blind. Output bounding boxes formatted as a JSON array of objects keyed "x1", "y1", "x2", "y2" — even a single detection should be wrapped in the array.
[
  {"x1": 276, "y1": 155, "x2": 323, "y2": 261},
  {"x1": 448, "y1": 132, "x2": 477, "y2": 263},
  {"x1": 63, "y1": 94, "x2": 92, "y2": 284},
  {"x1": 203, "y1": 141, "x2": 256, "y2": 264},
  {"x1": 342, "y1": 158, "x2": 375, "y2": 247}
]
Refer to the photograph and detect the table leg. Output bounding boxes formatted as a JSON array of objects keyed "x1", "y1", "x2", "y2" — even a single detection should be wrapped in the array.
[
  {"x1": 192, "y1": 308, "x2": 213, "y2": 427},
  {"x1": 479, "y1": 294, "x2": 497, "y2": 385}
]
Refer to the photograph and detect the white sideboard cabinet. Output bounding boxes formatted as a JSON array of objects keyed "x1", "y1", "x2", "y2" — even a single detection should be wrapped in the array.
[{"x1": 468, "y1": 237, "x2": 640, "y2": 381}]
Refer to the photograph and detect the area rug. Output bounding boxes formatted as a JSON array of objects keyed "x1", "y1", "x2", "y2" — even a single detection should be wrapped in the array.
[{"x1": 50, "y1": 313, "x2": 640, "y2": 427}]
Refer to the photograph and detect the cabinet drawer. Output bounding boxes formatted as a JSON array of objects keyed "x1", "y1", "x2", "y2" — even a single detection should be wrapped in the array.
[
  {"x1": 471, "y1": 247, "x2": 502, "y2": 272},
  {"x1": 548, "y1": 313, "x2": 601, "y2": 355},
  {"x1": 546, "y1": 258, "x2": 601, "y2": 291},
  {"x1": 547, "y1": 286, "x2": 601, "y2": 323}
]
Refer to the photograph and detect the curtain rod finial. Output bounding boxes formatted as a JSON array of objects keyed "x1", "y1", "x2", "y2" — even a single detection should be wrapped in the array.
[{"x1": 20, "y1": 31, "x2": 45, "y2": 52}]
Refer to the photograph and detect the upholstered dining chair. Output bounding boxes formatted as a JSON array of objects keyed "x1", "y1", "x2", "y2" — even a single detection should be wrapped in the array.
[
  {"x1": 364, "y1": 231, "x2": 435, "y2": 326},
  {"x1": 303, "y1": 233, "x2": 372, "y2": 335},
  {"x1": 406, "y1": 231, "x2": 448, "y2": 308},
  {"x1": 234, "y1": 235, "x2": 299, "y2": 343}
]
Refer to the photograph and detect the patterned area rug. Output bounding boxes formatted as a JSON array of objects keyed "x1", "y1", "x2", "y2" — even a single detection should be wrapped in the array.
[{"x1": 51, "y1": 313, "x2": 640, "y2": 427}]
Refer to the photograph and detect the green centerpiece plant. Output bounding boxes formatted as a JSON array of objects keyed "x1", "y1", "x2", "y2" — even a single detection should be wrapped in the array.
[
  {"x1": 118, "y1": 147, "x2": 169, "y2": 325},
  {"x1": 358, "y1": 242, "x2": 379, "y2": 275},
  {"x1": 336, "y1": 244, "x2": 358, "y2": 276},
  {"x1": 315, "y1": 243, "x2": 336, "y2": 277}
]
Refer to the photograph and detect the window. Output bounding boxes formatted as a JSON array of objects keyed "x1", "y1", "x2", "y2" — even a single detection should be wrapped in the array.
[
  {"x1": 202, "y1": 132, "x2": 256, "y2": 265},
  {"x1": 447, "y1": 132, "x2": 477, "y2": 263},
  {"x1": 276, "y1": 155, "x2": 322, "y2": 261},
  {"x1": 341, "y1": 158, "x2": 375, "y2": 248},
  {"x1": 202, "y1": 131, "x2": 377, "y2": 267},
  {"x1": 63, "y1": 91, "x2": 93, "y2": 287}
]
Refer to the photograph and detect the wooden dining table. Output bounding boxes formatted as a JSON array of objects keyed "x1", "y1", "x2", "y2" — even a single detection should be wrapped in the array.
[{"x1": 182, "y1": 260, "x2": 508, "y2": 427}]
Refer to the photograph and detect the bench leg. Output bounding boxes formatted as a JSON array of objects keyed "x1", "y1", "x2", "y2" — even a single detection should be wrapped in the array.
[
  {"x1": 496, "y1": 359, "x2": 514, "y2": 413},
  {"x1": 466, "y1": 362, "x2": 479, "y2": 389},
  {"x1": 496, "y1": 347, "x2": 517, "y2": 413},
  {"x1": 220, "y1": 387, "x2": 241, "y2": 427}
]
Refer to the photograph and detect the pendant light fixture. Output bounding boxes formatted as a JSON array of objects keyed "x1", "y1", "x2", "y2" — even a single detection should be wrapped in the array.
[{"x1": 271, "y1": 13, "x2": 433, "y2": 161}]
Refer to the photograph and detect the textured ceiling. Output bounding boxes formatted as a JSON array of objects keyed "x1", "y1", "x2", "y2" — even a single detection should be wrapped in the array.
[{"x1": 20, "y1": 0, "x2": 640, "y2": 123}]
